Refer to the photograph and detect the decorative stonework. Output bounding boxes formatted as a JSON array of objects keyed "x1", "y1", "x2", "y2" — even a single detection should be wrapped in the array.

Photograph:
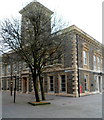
[
  {"x1": 71, "y1": 33, "x2": 79, "y2": 97},
  {"x1": 44, "y1": 64, "x2": 64, "y2": 73}
]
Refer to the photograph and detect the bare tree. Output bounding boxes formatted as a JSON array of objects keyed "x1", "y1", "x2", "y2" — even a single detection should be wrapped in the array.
[{"x1": 0, "y1": 2, "x2": 67, "y2": 102}]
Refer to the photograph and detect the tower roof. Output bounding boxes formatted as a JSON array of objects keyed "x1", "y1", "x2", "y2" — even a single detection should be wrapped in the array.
[
  {"x1": 33, "y1": 0, "x2": 37, "y2": 2},
  {"x1": 19, "y1": 1, "x2": 53, "y2": 15}
]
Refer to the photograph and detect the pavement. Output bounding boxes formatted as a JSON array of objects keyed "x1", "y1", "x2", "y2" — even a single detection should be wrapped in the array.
[
  {"x1": 0, "y1": 91, "x2": 2, "y2": 120},
  {"x1": 1, "y1": 91, "x2": 102, "y2": 118}
]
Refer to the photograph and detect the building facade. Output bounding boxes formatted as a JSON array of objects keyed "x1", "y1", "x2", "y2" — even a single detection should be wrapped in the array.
[{"x1": 0, "y1": 1, "x2": 104, "y2": 97}]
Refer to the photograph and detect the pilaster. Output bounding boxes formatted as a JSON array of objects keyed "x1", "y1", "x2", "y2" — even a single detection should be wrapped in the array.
[
  {"x1": 26, "y1": 77, "x2": 29, "y2": 94},
  {"x1": 71, "y1": 33, "x2": 79, "y2": 97},
  {"x1": 21, "y1": 77, "x2": 24, "y2": 93},
  {"x1": 31, "y1": 80, "x2": 34, "y2": 92}
]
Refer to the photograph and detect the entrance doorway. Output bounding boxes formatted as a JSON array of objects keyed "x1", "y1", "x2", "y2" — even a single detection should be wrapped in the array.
[
  {"x1": 84, "y1": 75, "x2": 89, "y2": 92},
  {"x1": 23, "y1": 77, "x2": 27, "y2": 93},
  {"x1": 94, "y1": 75, "x2": 102, "y2": 92},
  {"x1": 98, "y1": 76, "x2": 102, "y2": 92}
]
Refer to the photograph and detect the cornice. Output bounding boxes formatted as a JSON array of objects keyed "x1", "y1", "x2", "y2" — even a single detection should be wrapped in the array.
[
  {"x1": 79, "y1": 67, "x2": 103, "y2": 73},
  {"x1": 60, "y1": 25, "x2": 103, "y2": 48}
]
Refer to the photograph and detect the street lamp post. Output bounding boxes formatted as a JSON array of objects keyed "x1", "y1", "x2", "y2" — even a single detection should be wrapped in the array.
[
  {"x1": 10, "y1": 63, "x2": 13, "y2": 96},
  {"x1": 13, "y1": 70, "x2": 17, "y2": 103},
  {"x1": 10, "y1": 82, "x2": 13, "y2": 96},
  {"x1": 13, "y1": 75, "x2": 16, "y2": 103}
]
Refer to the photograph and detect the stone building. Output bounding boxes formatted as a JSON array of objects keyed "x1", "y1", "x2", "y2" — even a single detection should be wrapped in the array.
[{"x1": 0, "y1": 1, "x2": 104, "y2": 97}]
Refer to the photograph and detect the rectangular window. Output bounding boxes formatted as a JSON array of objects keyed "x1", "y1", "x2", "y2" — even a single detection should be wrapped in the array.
[
  {"x1": 101, "y1": 58, "x2": 102, "y2": 71},
  {"x1": 2, "y1": 66, "x2": 5, "y2": 75},
  {"x1": 19, "y1": 62, "x2": 22, "y2": 70},
  {"x1": 61, "y1": 75, "x2": 66, "y2": 92},
  {"x1": 23, "y1": 62, "x2": 26, "y2": 69},
  {"x1": 97, "y1": 57, "x2": 101, "y2": 71},
  {"x1": 93, "y1": 55, "x2": 97, "y2": 70},
  {"x1": 2, "y1": 80, "x2": 4, "y2": 90},
  {"x1": 13, "y1": 64, "x2": 17, "y2": 71},
  {"x1": 93, "y1": 55, "x2": 102, "y2": 71},
  {"x1": 84, "y1": 75, "x2": 89, "y2": 92},
  {"x1": 83, "y1": 51, "x2": 87, "y2": 65},
  {"x1": 57, "y1": 52, "x2": 62, "y2": 64},
  {"x1": 94, "y1": 75, "x2": 99, "y2": 91},
  {"x1": 49, "y1": 76, "x2": 54, "y2": 92},
  {"x1": 7, "y1": 65, "x2": 11, "y2": 73}
]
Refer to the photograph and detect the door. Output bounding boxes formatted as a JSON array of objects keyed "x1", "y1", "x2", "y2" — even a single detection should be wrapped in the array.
[
  {"x1": 84, "y1": 75, "x2": 89, "y2": 92},
  {"x1": 98, "y1": 76, "x2": 102, "y2": 92},
  {"x1": 94, "y1": 75, "x2": 99, "y2": 92},
  {"x1": 94, "y1": 75, "x2": 102, "y2": 92},
  {"x1": 23, "y1": 77, "x2": 27, "y2": 93}
]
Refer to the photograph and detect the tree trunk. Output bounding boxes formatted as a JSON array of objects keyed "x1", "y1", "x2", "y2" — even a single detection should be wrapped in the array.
[
  {"x1": 39, "y1": 74, "x2": 46, "y2": 101},
  {"x1": 32, "y1": 74, "x2": 40, "y2": 102}
]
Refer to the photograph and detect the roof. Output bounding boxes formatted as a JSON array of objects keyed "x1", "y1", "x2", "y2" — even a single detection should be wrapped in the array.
[
  {"x1": 59, "y1": 25, "x2": 103, "y2": 47},
  {"x1": 19, "y1": 0, "x2": 53, "y2": 15}
]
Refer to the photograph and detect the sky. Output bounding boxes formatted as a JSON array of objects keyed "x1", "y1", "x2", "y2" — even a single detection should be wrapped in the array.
[{"x1": 0, "y1": 0, "x2": 103, "y2": 43}]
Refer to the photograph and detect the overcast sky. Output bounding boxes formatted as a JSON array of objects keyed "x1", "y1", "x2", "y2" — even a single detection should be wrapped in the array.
[{"x1": 0, "y1": 0, "x2": 103, "y2": 43}]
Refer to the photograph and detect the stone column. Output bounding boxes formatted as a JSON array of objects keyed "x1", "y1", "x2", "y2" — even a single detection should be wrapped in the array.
[
  {"x1": 1, "y1": 79, "x2": 2, "y2": 91},
  {"x1": 65, "y1": 73, "x2": 67, "y2": 93},
  {"x1": 44, "y1": 74, "x2": 48, "y2": 93},
  {"x1": 72, "y1": 33, "x2": 79, "y2": 97},
  {"x1": 54, "y1": 73, "x2": 59, "y2": 93},
  {"x1": 58, "y1": 74, "x2": 61, "y2": 93},
  {"x1": 18, "y1": 77, "x2": 21, "y2": 92},
  {"x1": 100, "y1": 76, "x2": 102, "y2": 93},
  {"x1": 47, "y1": 76, "x2": 50, "y2": 92},
  {"x1": 21, "y1": 77, "x2": 24, "y2": 93},
  {"x1": 18, "y1": 72, "x2": 21, "y2": 93},
  {"x1": 31, "y1": 80, "x2": 34, "y2": 92},
  {"x1": 26, "y1": 77, "x2": 29, "y2": 94},
  {"x1": 6, "y1": 79, "x2": 8, "y2": 90}
]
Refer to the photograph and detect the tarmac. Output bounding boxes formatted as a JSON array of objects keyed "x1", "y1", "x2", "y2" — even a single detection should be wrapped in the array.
[{"x1": 1, "y1": 91, "x2": 102, "y2": 118}]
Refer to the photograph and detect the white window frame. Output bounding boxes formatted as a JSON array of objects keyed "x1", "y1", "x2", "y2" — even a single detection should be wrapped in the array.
[
  {"x1": 83, "y1": 51, "x2": 87, "y2": 65},
  {"x1": 2, "y1": 66, "x2": 5, "y2": 75},
  {"x1": 97, "y1": 57, "x2": 101, "y2": 71},
  {"x1": 93, "y1": 55, "x2": 97, "y2": 70},
  {"x1": 7, "y1": 65, "x2": 11, "y2": 73},
  {"x1": 60, "y1": 75, "x2": 67, "y2": 93},
  {"x1": 94, "y1": 75, "x2": 99, "y2": 92},
  {"x1": 84, "y1": 74, "x2": 89, "y2": 92},
  {"x1": 94, "y1": 75, "x2": 102, "y2": 92},
  {"x1": 48, "y1": 76, "x2": 54, "y2": 92}
]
